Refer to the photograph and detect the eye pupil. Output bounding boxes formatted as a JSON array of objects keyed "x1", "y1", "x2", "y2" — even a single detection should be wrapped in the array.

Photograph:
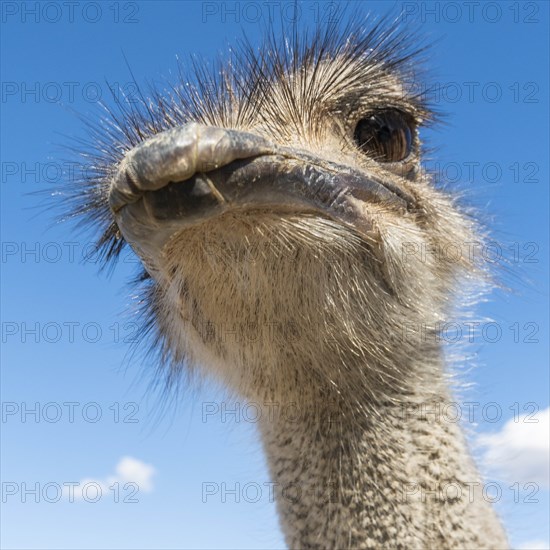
[
  {"x1": 376, "y1": 124, "x2": 392, "y2": 144},
  {"x1": 354, "y1": 110, "x2": 413, "y2": 163}
]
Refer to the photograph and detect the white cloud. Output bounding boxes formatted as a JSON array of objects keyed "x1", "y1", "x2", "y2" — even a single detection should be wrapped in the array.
[
  {"x1": 477, "y1": 407, "x2": 549, "y2": 488},
  {"x1": 516, "y1": 540, "x2": 550, "y2": 550},
  {"x1": 112, "y1": 456, "x2": 156, "y2": 492},
  {"x1": 62, "y1": 456, "x2": 156, "y2": 501}
]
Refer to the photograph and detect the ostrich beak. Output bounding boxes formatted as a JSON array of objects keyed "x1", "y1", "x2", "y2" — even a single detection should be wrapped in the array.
[{"x1": 110, "y1": 123, "x2": 414, "y2": 256}]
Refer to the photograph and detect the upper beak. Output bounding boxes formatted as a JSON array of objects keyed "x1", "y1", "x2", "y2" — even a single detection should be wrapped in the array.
[{"x1": 110, "y1": 123, "x2": 414, "y2": 257}]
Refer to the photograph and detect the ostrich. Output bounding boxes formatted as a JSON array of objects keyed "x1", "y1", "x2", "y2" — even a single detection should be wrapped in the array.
[{"x1": 66, "y1": 15, "x2": 508, "y2": 549}]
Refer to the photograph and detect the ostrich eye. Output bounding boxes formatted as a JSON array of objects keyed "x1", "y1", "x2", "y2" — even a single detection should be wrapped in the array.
[{"x1": 354, "y1": 109, "x2": 414, "y2": 163}]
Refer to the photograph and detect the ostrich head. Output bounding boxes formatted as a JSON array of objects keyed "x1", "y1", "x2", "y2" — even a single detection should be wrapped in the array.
[
  {"x1": 66, "y1": 15, "x2": 507, "y2": 548},
  {"x1": 71, "y1": 18, "x2": 476, "y2": 405}
]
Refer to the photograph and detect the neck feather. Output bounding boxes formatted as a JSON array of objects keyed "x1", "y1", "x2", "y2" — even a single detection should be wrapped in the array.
[{"x1": 258, "y1": 360, "x2": 508, "y2": 549}]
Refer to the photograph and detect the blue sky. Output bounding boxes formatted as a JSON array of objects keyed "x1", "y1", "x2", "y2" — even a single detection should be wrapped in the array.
[{"x1": 1, "y1": 1, "x2": 548, "y2": 548}]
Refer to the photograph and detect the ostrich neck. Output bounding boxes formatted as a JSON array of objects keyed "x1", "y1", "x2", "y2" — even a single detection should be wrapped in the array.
[{"x1": 258, "y1": 356, "x2": 508, "y2": 549}]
